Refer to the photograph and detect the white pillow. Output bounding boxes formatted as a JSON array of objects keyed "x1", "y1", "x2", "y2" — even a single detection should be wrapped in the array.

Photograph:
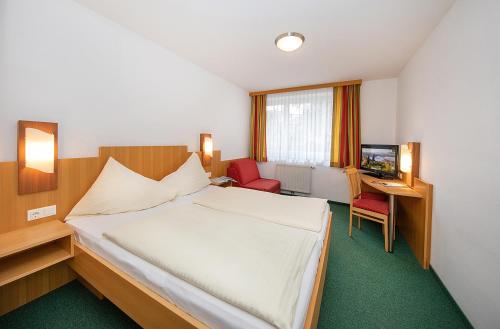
[
  {"x1": 68, "y1": 157, "x2": 178, "y2": 217},
  {"x1": 161, "y1": 153, "x2": 211, "y2": 196}
]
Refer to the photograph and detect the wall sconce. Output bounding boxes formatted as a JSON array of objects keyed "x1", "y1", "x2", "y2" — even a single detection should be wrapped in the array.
[
  {"x1": 400, "y1": 144, "x2": 412, "y2": 173},
  {"x1": 200, "y1": 133, "x2": 213, "y2": 167},
  {"x1": 18, "y1": 121, "x2": 58, "y2": 194},
  {"x1": 400, "y1": 142, "x2": 420, "y2": 187}
]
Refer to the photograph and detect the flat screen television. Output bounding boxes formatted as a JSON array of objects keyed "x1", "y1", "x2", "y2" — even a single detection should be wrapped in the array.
[{"x1": 360, "y1": 144, "x2": 399, "y2": 179}]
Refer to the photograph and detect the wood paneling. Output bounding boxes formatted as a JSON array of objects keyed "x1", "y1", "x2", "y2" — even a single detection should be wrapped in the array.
[
  {"x1": 99, "y1": 146, "x2": 189, "y2": 180},
  {"x1": 0, "y1": 146, "x2": 233, "y2": 234},
  {"x1": 18, "y1": 121, "x2": 58, "y2": 195},
  {"x1": 396, "y1": 178, "x2": 433, "y2": 269},
  {"x1": 0, "y1": 262, "x2": 75, "y2": 315},
  {"x1": 249, "y1": 79, "x2": 363, "y2": 96},
  {"x1": 0, "y1": 157, "x2": 101, "y2": 234}
]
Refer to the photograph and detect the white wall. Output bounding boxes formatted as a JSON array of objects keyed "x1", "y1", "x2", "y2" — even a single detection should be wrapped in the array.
[
  {"x1": 259, "y1": 78, "x2": 398, "y2": 203},
  {"x1": 0, "y1": 0, "x2": 249, "y2": 162},
  {"x1": 397, "y1": 1, "x2": 500, "y2": 328}
]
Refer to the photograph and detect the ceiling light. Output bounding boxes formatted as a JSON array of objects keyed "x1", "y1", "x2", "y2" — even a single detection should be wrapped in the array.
[{"x1": 275, "y1": 32, "x2": 305, "y2": 52}]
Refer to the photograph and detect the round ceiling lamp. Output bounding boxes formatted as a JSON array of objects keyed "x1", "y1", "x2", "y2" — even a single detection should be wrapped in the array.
[{"x1": 275, "y1": 32, "x2": 305, "y2": 52}]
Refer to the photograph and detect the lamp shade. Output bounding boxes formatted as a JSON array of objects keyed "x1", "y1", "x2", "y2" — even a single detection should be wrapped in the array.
[
  {"x1": 200, "y1": 133, "x2": 213, "y2": 167},
  {"x1": 275, "y1": 32, "x2": 305, "y2": 52},
  {"x1": 400, "y1": 144, "x2": 412, "y2": 173},
  {"x1": 25, "y1": 127, "x2": 55, "y2": 173},
  {"x1": 203, "y1": 136, "x2": 213, "y2": 157},
  {"x1": 18, "y1": 120, "x2": 58, "y2": 194}
]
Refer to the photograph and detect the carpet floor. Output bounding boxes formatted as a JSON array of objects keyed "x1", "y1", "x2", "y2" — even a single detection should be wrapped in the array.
[{"x1": 0, "y1": 203, "x2": 472, "y2": 328}]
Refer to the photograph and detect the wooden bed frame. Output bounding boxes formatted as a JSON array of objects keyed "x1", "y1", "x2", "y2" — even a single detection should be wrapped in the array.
[
  {"x1": 1, "y1": 145, "x2": 332, "y2": 328},
  {"x1": 69, "y1": 146, "x2": 333, "y2": 329}
]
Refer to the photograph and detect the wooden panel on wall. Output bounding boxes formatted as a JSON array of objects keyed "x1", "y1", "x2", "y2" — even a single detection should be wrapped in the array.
[
  {"x1": 99, "y1": 146, "x2": 189, "y2": 180},
  {"x1": 0, "y1": 262, "x2": 75, "y2": 315},
  {"x1": 1, "y1": 146, "x2": 236, "y2": 234},
  {"x1": 396, "y1": 178, "x2": 433, "y2": 268},
  {"x1": 0, "y1": 157, "x2": 101, "y2": 234}
]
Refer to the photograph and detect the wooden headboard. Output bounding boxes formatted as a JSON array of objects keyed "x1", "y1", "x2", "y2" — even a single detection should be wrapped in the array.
[{"x1": 0, "y1": 146, "x2": 236, "y2": 234}]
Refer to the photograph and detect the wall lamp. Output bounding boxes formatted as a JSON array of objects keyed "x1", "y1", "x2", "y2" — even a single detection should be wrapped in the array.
[
  {"x1": 18, "y1": 121, "x2": 58, "y2": 194},
  {"x1": 400, "y1": 144, "x2": 412, "y2": 173},
  {"x1": 400, "y1": 142, "x2": 420, "y2": 187},
  {"x1": 200, "y1": 133, "x2": 213, "y2": 167}
]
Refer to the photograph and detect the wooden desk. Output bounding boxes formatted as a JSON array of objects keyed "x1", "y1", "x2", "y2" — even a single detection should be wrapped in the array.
[{"x1": 361, "y1": 174, "x2": 430, "y2": 258}]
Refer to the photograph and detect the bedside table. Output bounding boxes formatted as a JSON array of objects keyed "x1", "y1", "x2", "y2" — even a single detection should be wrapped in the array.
[
  {"x1": 0, "y1": 221, "x2": 74, "y2": 287},
  {"x1": 210, "y1": 177, "x2": 233, "y2": 188}
]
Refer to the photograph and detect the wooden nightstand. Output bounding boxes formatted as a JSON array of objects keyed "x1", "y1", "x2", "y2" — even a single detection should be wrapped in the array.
[
  {"x1": 210, "y1": 177, "x2": 233, "y2": 188},
  {"x1": 0, "y1": 221, "x2": 74, "y2": 287}
]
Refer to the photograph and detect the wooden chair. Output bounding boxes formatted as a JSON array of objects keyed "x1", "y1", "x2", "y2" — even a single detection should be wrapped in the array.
[{"x1": 344, "y1": 167, "x2": 390, "y2": 252}]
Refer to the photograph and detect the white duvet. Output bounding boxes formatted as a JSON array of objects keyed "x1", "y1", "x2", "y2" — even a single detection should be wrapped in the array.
[
  {"x1": 193, "y1": 187, "x2": 327, "y2": 232},
  {"x1": 104, "y1": 204, "x2": 317, "y2": 329}
]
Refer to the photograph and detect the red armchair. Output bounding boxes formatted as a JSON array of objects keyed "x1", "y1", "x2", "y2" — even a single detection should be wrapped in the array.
[{"x1": 227, "y1": 159, "x2": 281, "y2": 194}]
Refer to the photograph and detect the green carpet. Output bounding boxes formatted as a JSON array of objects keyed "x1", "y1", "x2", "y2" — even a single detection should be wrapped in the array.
[
  {"x1": 317, "y1": 203, "x2": 471, "y2": 329},
  {"x1": 0, "y1": 203, "x2": 471, "y2": 329}
]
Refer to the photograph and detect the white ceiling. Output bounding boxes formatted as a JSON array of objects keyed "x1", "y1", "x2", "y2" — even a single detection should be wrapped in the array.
[{"x1": 75, "y1": 0, "x2": 454, "y2": 91}]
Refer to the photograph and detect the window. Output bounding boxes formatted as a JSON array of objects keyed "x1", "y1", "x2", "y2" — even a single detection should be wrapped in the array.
[{"x1": 266, "y1": 88, "x2": 333, "y2": 166}]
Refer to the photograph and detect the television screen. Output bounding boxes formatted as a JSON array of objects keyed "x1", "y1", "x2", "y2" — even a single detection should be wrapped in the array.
[{"x1": 360, "y1": 145, "x2": 398, "y2": 177}]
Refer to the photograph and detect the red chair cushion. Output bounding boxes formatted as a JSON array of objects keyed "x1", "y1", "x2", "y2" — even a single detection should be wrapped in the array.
[
  {"x1": 240, "y1": 178, "x2": 281, "y2": 194},
  {"x1": 360, "y1": 192, "x2": 387, "y2": 201},
  {"x1": 230, "y1": 159, "x2": 260, "y2": 185},
  {"x1": 353, "y1": 198, "x2": 389, "y2": 215}
]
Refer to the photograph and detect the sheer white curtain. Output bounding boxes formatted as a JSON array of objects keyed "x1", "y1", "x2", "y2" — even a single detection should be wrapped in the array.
[{"x1": 266, "y1": 88, "x2": 333, "y2": 166}]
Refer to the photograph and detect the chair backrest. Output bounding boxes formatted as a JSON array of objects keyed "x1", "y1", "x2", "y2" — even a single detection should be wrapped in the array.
[
  {"x1": 345, "y1": 167, "x2": 362, "y2": 201},
  {"x1": 229, "y1": 159, "x2": 261, "y2": 184}
]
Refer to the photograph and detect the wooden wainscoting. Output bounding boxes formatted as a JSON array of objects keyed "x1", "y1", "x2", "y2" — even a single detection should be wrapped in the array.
[
  {"x1": 0, "y1": 146, "x2": 235, "y2": 234},
  {"x1": 0, "y1": 157, "x2": 101, "y2": 234},
  {"x1": 99, "y1": 146, "x2": 190, "y2": 180}
]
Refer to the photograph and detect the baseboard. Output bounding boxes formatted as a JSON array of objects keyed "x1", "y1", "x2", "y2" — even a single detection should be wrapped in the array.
[{"x1": 429, "y1": 266, "x2": 474, "y2": 328}]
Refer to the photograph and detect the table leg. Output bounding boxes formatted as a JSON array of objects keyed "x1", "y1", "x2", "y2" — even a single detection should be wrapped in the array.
[{"x1": 388, "y1": 195, "x2": 395, "y2": 252}]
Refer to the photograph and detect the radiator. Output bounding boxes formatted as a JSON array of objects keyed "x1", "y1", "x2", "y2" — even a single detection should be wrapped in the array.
[{"x1": 275, "y1": 164, "x2": 313, "y2": 194}]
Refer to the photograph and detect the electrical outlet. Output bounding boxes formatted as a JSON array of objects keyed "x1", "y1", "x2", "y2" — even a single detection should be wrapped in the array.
[
  {"x1": 44, "y1": 205, "x2": 57, "y2": 217},
  {"x1": 27, "y1": 205, "x2": 57, "y2": 221},
  {"x1": 27, "y1": 209, "x2": 42, "y2": 221}
]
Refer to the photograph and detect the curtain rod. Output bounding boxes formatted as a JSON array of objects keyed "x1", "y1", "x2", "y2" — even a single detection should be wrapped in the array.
[{"x1": 248, "y1": 79, "x2": 362, "y2": 96}]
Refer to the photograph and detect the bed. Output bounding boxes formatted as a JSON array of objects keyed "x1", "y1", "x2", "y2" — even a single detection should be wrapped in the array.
[{"x1": 65, "y1": 146, "x2": 332, "y2": 329}]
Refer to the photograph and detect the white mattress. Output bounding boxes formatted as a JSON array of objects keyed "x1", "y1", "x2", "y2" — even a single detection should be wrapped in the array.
[{"x1": 66, "y1": 186, "x2": 329, "y2": 329}]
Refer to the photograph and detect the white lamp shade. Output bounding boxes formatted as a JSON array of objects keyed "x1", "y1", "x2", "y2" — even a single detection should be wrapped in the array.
[
  {"x1": 275, "y1": 32, "x2": 305, "y2": 52},
  {"x1": 203, "y1": 137, "x2": 213, "y2": 157},
  {"x1": 25, "y1": 128, "x2": 55, "y2": 173},
  {"x1": 400, "y1": 144, "x2": 412, "y2": 173}
]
